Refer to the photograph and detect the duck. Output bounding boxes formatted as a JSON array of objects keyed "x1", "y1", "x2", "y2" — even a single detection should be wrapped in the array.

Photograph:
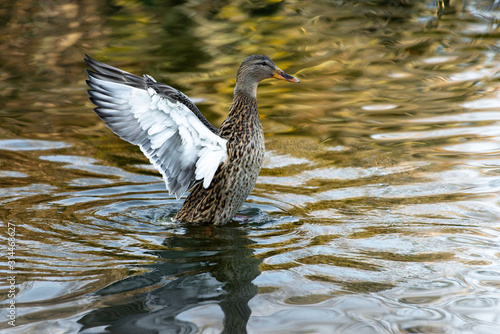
[{"x1": 85, "y1": 54, "x2": 299, "y2": 225}]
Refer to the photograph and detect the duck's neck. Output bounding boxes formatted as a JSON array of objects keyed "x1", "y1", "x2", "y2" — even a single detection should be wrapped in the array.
[
  {"x1": 228, "y1": 88, "x2": 259, "y2": 119},
  {"x1": 234, "y1": 76, "x2": 258, "y2": 99},
  {"x1": 219, "y1": 88, "x2": 261, "y2": 140}
]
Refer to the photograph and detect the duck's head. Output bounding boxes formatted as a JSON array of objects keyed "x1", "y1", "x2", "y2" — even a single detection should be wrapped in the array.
[{"x1": 235, "y1": 55, "x2": 299, "y2": 97}]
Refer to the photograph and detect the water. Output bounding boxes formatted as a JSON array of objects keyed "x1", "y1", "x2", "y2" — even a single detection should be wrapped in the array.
[{"x1": 1, "y1": 0, "x2": 500, "y2": 333}]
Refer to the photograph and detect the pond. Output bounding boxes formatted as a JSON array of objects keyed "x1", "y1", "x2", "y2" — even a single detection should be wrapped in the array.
[{"x1": 1, "y1": 0, "x2": 500, "y2": 333}]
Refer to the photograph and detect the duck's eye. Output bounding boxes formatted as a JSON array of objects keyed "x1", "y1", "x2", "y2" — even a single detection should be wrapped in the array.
[{"x1": 258, "y1": 62, "x2": 269, "y2": 67}]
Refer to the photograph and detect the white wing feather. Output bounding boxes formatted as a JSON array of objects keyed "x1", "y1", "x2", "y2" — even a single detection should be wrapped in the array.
[{"x1": 85, "y1": 57, "x2": 227, "y2": 199}]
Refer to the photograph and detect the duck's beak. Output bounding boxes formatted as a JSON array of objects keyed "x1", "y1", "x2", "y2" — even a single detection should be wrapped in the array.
[{"x1": 273, "y1": 68, "x2": 300, "y2": 83}]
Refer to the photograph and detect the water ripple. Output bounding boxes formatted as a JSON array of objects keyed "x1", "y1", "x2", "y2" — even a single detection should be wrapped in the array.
[
  {"x1": 0, "y1": 139, "x2": 71, "y2": 151},
  {"x1": 2, "y1": 0, "x2": 500, "y2": 333}
]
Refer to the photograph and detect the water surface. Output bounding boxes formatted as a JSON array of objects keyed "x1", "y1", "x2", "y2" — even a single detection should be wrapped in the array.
[{"x1": 1, "y1": 0, "x2": 500, "y2": 333}]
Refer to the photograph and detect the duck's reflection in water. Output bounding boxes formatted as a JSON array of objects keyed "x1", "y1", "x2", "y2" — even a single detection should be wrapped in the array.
[{"x1": 79, "y1": 224, "x2": 261, "y2": 334}]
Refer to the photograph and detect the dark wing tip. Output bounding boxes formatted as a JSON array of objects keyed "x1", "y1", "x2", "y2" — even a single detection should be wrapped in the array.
[{"x1": 84, "y1": 54, "x2": 96, "y2": 68}]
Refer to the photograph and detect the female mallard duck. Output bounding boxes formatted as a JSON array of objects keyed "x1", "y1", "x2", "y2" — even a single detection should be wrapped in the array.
[{"x1": 85, "y1": 55, "x2": 299, "y2": 225}]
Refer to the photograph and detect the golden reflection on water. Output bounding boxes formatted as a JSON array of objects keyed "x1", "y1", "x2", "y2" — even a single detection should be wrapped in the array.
[{"x1": 2, "y1": 0, "x2": 500, "y2": 333}]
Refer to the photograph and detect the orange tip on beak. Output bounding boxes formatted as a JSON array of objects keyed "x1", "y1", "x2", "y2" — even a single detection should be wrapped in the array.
[{"x1": 272, "y1": 68, "x2": 300, "y2": 83}]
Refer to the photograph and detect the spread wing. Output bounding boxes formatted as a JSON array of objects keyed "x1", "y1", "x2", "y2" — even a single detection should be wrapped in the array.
[{"x1": 84, "y1": 55, "x2": 227, "y2": 199}]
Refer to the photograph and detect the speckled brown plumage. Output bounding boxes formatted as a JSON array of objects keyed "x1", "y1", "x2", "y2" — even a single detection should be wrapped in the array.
[{"x1": 175, "y1": 92, "x2": 264, "y2": 225}]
